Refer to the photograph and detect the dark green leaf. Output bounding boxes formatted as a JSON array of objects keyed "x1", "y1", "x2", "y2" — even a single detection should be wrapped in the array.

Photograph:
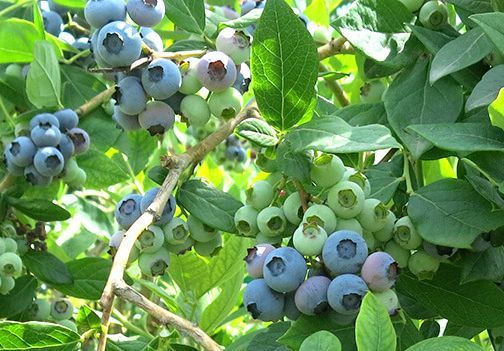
[
  {"x1": 408, "y1": 179, "x2": 504, "y2": 248},
  {"x1": 23, "y1": 250, "x2": 72, "y2": 285},
  {"x1": 299, "y1": 331, "x2": 341, "y2": 351},
  {"x1": 444, "y1": 322, "x2": 484, "y2": 339},
  {"x1": 26, "y1": 41, "x2": 61, "y2": 108},
  {"x1": 0, "y1": 276, "x2": 37, "y2": 318},
  {"x1": 333, "y1": 103, "x2": 387, "y2": 126},
  {"x1": 177, "y1": 179, "x2": 243, "y2": 233},
  {"x1": 447, "y1": 0, "x2": 493, "y2": 13},
  {"x1": 405, "y1": 336, "x2": 484, "y2": 351},
  {"x1": 366, "y1": 155, "x2": 404, "y2": 203},
  {"x1": 275, "y1": 140, "x2": 312, "y2": 182},
  {"x1": 465, "y1": 65, "x2": 504, "y2": 112},
  {"x1": 465, "y1": 172, "x2": 504, "y2": 209},
  {"x1": 116, "y1": 130, "x2": 157, "y2": 175},
  {"x1": 470, "y1": 12, "x2": 504, "y2": 56},
  {"x1": 430, "y1": 28, "x2": 492, "y2": 84},
  {"x1": 285, "y1": 116, "x2": 400, "y2": 153},
  {"x1": 0, "y1": 73, "x2": 30, "y2": 109},
  {"x1": 236, "y1": 119, "x2": 279, "y2": 147},
  {"x1": 0, "y1": 321, "x2": 80, "y2": 351},
  {"x1": 397, "y1": 265, "x2": 504, "y2": 328},
  {"x1": 165, "y1": 0, "x2": 206, "y2": 34},
  {"x1": 77, "y1": 149, "x2": 129, "y2": 188},
  {"x1": 384, "y1": 57, "x2": 463, "y2": 159},
  {"x1": 60, "y1": 229, "x2": 98, "y2": 259},
  {"x1": 78, "y1": 110, "x2": 122, "y2": 153},
  {"x1": 51, "y1": 258, "x2": 111, "y2": 300},
  {"x1": 407, "y1": 123, "x2": 504, "y2": 153},
  {"x1": 61, "y1": 65, "x2": 107, "y2": 109},
  {"x1": 461, "y1": 247, "x2": 504, "y2": 283},
  {"x1": 147, "y1": 166, "x2": 169, "y2": 186},
  {"x1": 7, "y1": 197, "x2": 71, "y2": 221},
  {"x1": 332, "y1": 0, "x2": 414, "y2": 62},
  {"x1": 166, "y1": 39, "x2": 207, "y2": 52},
  {"x1": 0, "y1": 19, "x2": 41, "y2": 63},
  {"x1": 251, "y1": 0, "x2": 318, "y2": 131},
  {"x1": 247, "y1": 322, "x2": 290, "y2": 351},
  {"x1": 219, "y1": 8, "x2": 262, "y2": 29},
  {"x1": 75, "y1": 305, "x2": 101, "y2": 333}
]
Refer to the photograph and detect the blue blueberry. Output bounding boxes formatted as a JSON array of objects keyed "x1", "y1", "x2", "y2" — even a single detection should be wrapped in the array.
[
  {"x1": 90, "y1": 30, "x2": 111, "y2": 67},
  {"x1": 112, "y1": 106, "x2": 141, "y2": 131},
  {"x1": 5, "y1": 136, "x2": 36, "y2": 167},
  {"x1": 244, "y1": 244, "x2": 275, "y2": 278},
  {"x1": 162, "y1": 91, "x2": 185, "y2": 115},
  {"x1": 243, "y1": 278, "x2": 284, "y2": 322},
  {"x1": 72, "y1": 37, "x2": 91, "y2": 51},
  {"x1": 263, "y1": 247, "x2": 307, "y2": 293},
  {"x1": 84, "y1": 0, "x2": 126, "y2": 29},
  {"x1": 66, "y1": 128, "x2": 90, "y2": 154},
  {"x1": 327, "y1": 274, "x2": 368, "y2": 315},
  {"x1": 233, "y1": 62, "x2": 251, "y2": 94},
  {"x1": 322, "y1": 230, "x2": 368, "y2": 276},
  {"x1": 115, "y1": 193, "x2": 143, "y2": 229},
  {"x1": 127, "y1": 0, "x2": 165, "y2": 27},
  {"x1": 226, "y1": 135, "x2": 240, "y2": 147},
  {"x1": 140, "y1": 187, "x2": 176, "y2": 225},
  {"x1": 196, "y1": 51, "x2": 237, "y2": 92},
  {"x1": 294, "y1": 276, "x2": 331, "y2": 316},
  {"x1": 140, "y1": 27, "x2": 163, "y2": 52},
  {"x1": 97, "y1": 21, "x2": 142, "y2": 67},
  {"x1": 56, "y1": 134, "x2": 75, "y2": 161},
  {"x1": 360, "y1": 252, "x2": 398, "y2": 292},
  {"x1": 33, "y1": 147, "x2": 64, "y2": 177},
  {"x1": 54, "y1": 109, "x2": 79, "y2": 132},
  {"x1": 225, "y1": 145, "x2": 241, "y2": 161},
  {"x1": 42, "y1": 11, "x2": 63, "y2": 36},
  {"x1": 284, "y1": 292, "x2": 301, "y2": 320},
  {"x1": 31, "y1": 123, "x2": 62, "y2": 147},
  {"x1": 3, "y1": 152, "x2": 24, "y2": 176},
  {"x1": 141, "y1": 58, "x2": 182, "y2": 100},
  {"x1": 48, "y1": 0, "x2": 67, "y2": 14},
  {"x1": 24, "y1": 165, "x2": 53, "y2": 186},
  {"x1": 30, "y1": 113, "x2": 59, "y2": 130},
  {"x1": 115, "y1": 76, "x2": 147, "y2": 115},
  {"x1": 138, "y1": 101, "x2": 175, "y2": 136}
]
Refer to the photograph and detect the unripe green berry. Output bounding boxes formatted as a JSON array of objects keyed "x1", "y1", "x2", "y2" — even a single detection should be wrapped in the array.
[
  {"x1": 165, "y1": 237, "x2": 195, "y2": 255},
  {"x1": 342, "y1": 168, "x2": 371, "y2": 198},
  {"x1": 293, "y1": 222, "x2": 327, "y2": 256},
  {"x1": 57, "y1": 319, "x2": 78, "y2": 332},
  {"x1": 335, "y1": 218, "x2": 363, "y2": 234},
  {"x1": 163, "y1": 217, "x2": 190, "y2": 245},
  {"x1": 357, "y1": 198, "x2": 388, "y2": 232},
  {"x1": 28, "y1": 299, "x2": 51, "y2": 321},
  {"x1": 393, "y1": 216, "x2": 422, "y2": 250},
  {"x1": 135, "y1": 226, "x2": 164, "y2": 253},
  {"x1": 50, "y1": 298, "x2": 74, "y2": 320},
  {"x1": 1, "y1": 222, "x2": 16, "y2": 237},
  {"x1": 419, "y1": 0, "x2": 448, "y2": 29},
  {"x1": 0, "y1": 240, "x2": 5, "y2": 256},
  {"x1": 138, "y1": 247, "x2": 170, "y2": 277},
  {"x1": 179, "y1": 58, "x2": 202, "y2": 94},
  {"x1": 0, "y1": 276, "x2": 15, "y2": 295},
  {"x1": 246, "y1": 180, "x2": 274, "y2": 210},
  {"x1": 398, "y1": 0, "x2": 425, "y2": 12},
  {"x1": 384, "y1": 240, "x2": 410, "y2": 268},
  {"x1": 373, "y1": 211, "x2": 396, "y2": 242},
  {"x1": 194, "y1": 234, "x2": 222, "y2": 257},
  {"x1": 408, "y1": 250, "x2": 440, "y2": 280},
  {"x1": 327, "y1": 181, "x2": 365, "y2": 219},
  {"x1": 360, "y1": 80, "x2": 387, "y2": 103},
  {"x1": 188, "y1": 215, "x2": 219, "y2": 243},
  {"x1": 255, "y1": 232, "x2": 282, "y2": 245},
  {"x1": 282, "y1": 192, "x2": 303, "y2": 225},
  {"x1": 208, "y1": 87, "x2": 243, "y2": 119},
  {"x1": 3, "y1": 238, "x2": 18, "y2": 253},
  {"x1": 302, "y1": 204, "x2": 337, "y2": 234},
  {"x1": 310, "y1": 154, "x2": 345, "y2": 188},
  {"x1": 234, "y1": 205, "x2": 259, "y2": 237},
  {"x1": 363, "y1": 230, "x2": 378, "y2": 251},
  {"x1": 180, "y1": 95, "x2": 211, "y2": 127},
  {"x1": 374, "y1": 289, "x2": 400, "y2": 316},
  {"x1": 257, "y1": 206, "x2": 287, "y2": 237},
  {"x1": 0, "y1": 252, "x2": 22, "y2": 277}
]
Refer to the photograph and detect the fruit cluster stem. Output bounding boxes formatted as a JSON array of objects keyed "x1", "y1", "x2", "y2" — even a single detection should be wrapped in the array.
[
  {"x1": 319, "y1": 63, "x2": 350, "y2": 107},
  {"x1": 97, "y1": 103, "x2": 260, "y2": 351},
  {"x1": 318, "y1": 37, "x2": 353, "y2": 60},
  {"x1": 0, "y1": 173, "x2": 15, "y2": 192},
  {"x1": 75, "y1": 86, "x2": 116, "y2": 117}
]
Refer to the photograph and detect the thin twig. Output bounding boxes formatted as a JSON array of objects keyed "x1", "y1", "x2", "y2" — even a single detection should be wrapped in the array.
[
  {"x1": 293, "y1": 180, "x2": 309, "y2": 212},
  {"x1": 319, "y1": 63, "x2": 350, "y2": 107},
  {"x1": 97, "y1": 103, "x2": 260, "y2": 351},
  {"x1": 0, "y1": 173, "x2": 15, "y2": 192},
  {"x1": 379, "y1": 149, "x2": 398, "y2": 164},
  {"x1": 75, "y1": 87, "x2": 115, "y2": 117},
  {"x1": 318, "y1": 37, "x2": 354, "y2": 60}
]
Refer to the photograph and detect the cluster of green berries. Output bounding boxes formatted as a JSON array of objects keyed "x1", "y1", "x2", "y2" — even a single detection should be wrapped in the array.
[
  {"x1": 27, "y1": 297, "x2": 77, "y2": 332},
  {"x1": 0, "y1": 227, "x2": 24, "y2": 295},
  {"x1": 3, "y1": 110, "x2": 89, "y2": 187}
]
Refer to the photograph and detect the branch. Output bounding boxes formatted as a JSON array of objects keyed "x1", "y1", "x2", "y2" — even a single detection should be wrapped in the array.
[
  {"x1": 97, "y1": 103, "x2": 260, "y2": 351},
  {"x1": 318, "y1": 37, "x2": 353, "y2": 61},
  {"x1": 0, "y1": 173, "x2": 15, "y2": 192},
  {"x1": 75, "y1": 86, "x2": 115, "y2": 117}
]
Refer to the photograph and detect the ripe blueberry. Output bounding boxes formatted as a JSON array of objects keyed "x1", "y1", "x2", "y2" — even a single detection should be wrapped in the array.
[
  {"x1": 42, "y1": 11, "x2": 63, "y2": 36},
  {"x1": 54, "y1": 109, "x2": 79, "y2": 132},
  {"x1": 31, "y1": 123, "x2": 62, "y2": 147},
  {"x1": 67, "y1": 128, "x2": 90, "y2": 154},
  {"x1": 24, "y1": 165, "x2": 53, "y2": 186},
  {"x1": 263, "y1": 247, "x2": 307, "y2": 293},
  {"x1": 294, "y1": 276, "x2": 331, "y2": 316},
  {"x1": 115, "y1": 76, "x2": 147, "y2": 115},
  {"x1": 361, "y1": 252, "x2": 399, "y2": 292},
  {"x1": 6, "y1": 136, "x2": 36, "y2": 167},
  {"x1": 114, "y1": 193, "x2": 143, "y2": 229},
  {"x1": 327, "y1": 274, "x2": 368, "y2": 315},
  {"x1": 244, "y1": 244, "x2": 275, "y2": 278},
  {"x1": 141, "y1": 58, "x2": 182, "y2": 100},
  {"x1": 112, "y1": 106, "x2": 141, "y2": 131},
  {"x1": 84, "y1": 0, "x2": 126, "y2": 29},
  {"x1": 140, "y1": 27, "x2": 163, "y2": 52},
  {"x1": 243, "y1": 278, "x2": 284, "y2": 322},
  {"x1": 97, "y1": 21, "x2": 142, "y2": 67},
  {"x1": 196, "y1": 51, "x2": 237, "y2": 92},
  {"x1": 284, "y1": 292, "x2": 301, "y2": 320},
  {"x1": 140, "y1": 187, "x2": 176, "y2": 225},
  {"x1": 126, "y1": 0, "x2": 165, "y2": 27},
  {"x1": 33, "y1": 147, "x2": 64, "y2": 177},
  {"x1": 138, "y1": 101, "x2": 175, "y2": 136},
  {"x1": 322, "y1": 230, "x2": 368, "y2": 276}
]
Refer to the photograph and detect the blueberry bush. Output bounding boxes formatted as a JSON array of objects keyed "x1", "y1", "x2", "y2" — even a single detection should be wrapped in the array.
[{"x1": 0, "y1": 0, "x2": 504, "y2": 350}]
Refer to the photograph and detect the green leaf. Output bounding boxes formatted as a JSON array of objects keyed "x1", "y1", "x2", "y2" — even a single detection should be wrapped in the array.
[
  {"x1": 448, "y1": 0, "x2": 493, "y2": 13},
  {"x1": 461, "y1": 247, "x2": 504, "y2": 284},
  {"x1": 332, "y1": 0, "x2": 415, "y2": 62},
  {"x1": 51, "y1": 257, "x2": 111, "y2": 300},
  {"x1": 429, "y1": 27, "x2": 492, "y2": 84},
  {"x1": 77, "y1": 149, "x2": 129, "y2": 188},
  {"x1": 470, "y1": 13, "x2": 504, "y2": 56},
  {"x1": 166, "y1": 39, "x2": 207, "y2": 52},
  {"x1": 278, "y1": 313, "x2": 356, "y2": 351},
  {"x1": 116, "y1": 130, "x2": 157, "y2": 175},
  {"x1": 285, "y1": 116, "x2": 400, "y2": 154},
  {"x1": 355, "y1": 293, "x2": 396, "y2": 351},
  {"x1": 236, "y1": 119, "x2": 279, "y2": 147},
  {"x1": 165, "y1": 0, "x2": 206, "y2": 34},
  {"x1": 489, "y1": 88, "x2": 504, "y2": 131},
  {"x1": 78, "y1": 111, "x2": 122, "y2": 153},
  {"x1": 177, "y1": 179, "x2": 243, "y2": 233},
  {"x1": 405, "y1": 336, "x2": 484, "y2": 351},
  {"x1": 465, "y1": 173, "x2": 504, "y2": 209},
  {"x1": 23, "y1": 250, "x2": 73, "y2": 285},
  {"x1": 61, "y1": 65, "x2": 107, "y2": 109},
  {"x1": 275, "y1": 140, "x2": 311, "y2": 182},
  {"x1": 200, "y1": 270, "x2": 244, "y2": 333},
  {"x1": 61, "y1": 229, "x2": 98, "y2": 259},
  {"x1": 0, "y1": 72, "x2": 30, "y2": 109},
  {"x1": 147, "y1": 166, "x2": 169, "y2": 186},
  {"x1": 0, "y1": 19, "x2": 41, "y2": 63},
  {"x1": 251, "y1": 0, "x2": 318, "y2": 131},
  {"x1": 26, "y1": 41, "x2": 61, "y2": 108},
  {"x1": 75, "y1": 305, "x2": 101, "y2": 333},
  {"x1": 0, "y1": 321, "x2": 80, "y2": 351},
  {"x1": 247, "y1": 322, "x2": 290, "y2": 351},
  {"x1": 7, "y1": 197, "x2": 71, "y2": 222},
  {"x1": 219, "y1": 8, "x2": 262, "y2": 30},
  {"x1": 407, "y1": 123, "x2": 504, "y2": 153},
  {"x1": 397, "y1": 265, "x2": 504, "y2": 328},
  {"x1": 333, "y1": 103, "x2": 387, "y2": 126},
  {"x1": 366, "y1": 155, "x2": 404, "y2": 203},
  {"x1": 52, "y1": 0, "x2": 86, "y2": 8},
  {"x1": 169, "y1": 235, "x2": 250, "y2": 299},
  {"x1": 384, "y1": 57, "x2": 463, "y2": 159},
  {"x1": 0, "y1": 276, "x2": 37, "y2": 318},
  {"x1": 466, "y1": 65, "x2": 504, "y2": 112},
  {"x1": 299, "y1": 331, "x2": 342, "y2": 351},
  {"x1": 409, "y1": 179, "x2": 504, "y2": 248}
]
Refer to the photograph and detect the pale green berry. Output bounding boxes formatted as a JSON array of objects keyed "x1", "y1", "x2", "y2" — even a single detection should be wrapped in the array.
[
  {"x1": 335, "y1": 218, "x2": 363, "y2": 234},
  {"x1": 384, "y1": 240, "x2": 410, "y2": 268},
  {"x1": 408, "y1": 250, "x2": 440, "y2": 280},
  {"x1": 180, "y1": 95, "x2": 211, "y2": 127},
  {"x1": 357, "y1": 199, "x2": 388, "y2": 232},
  {"x1": 135, "y1": 225, "x2": 164, "y2": 253},
  {"x1": 374, "y1": 211, "x2": 396, "y2": 242},
  {"x1": 257, "y1": 206, "x2": 287, "y2": 237},
  {"x1": 283, "y1": 192, "x2": 303, "y2": 225},
  {"x1": 293, "y1": 223, "x2": 327, "y2": 256},
  {"x1": 327, "y1": 181, "x2": 365, "y2": 219},
  {"x1": 208, "y1": 87, "x2": 243, "y2": 119},
  {"x1": 163, "y1": 217, "x2": 190, "y2": 245},
  {"x1": 234, "y1": 205, "x2": 259, "y2": 237},
  {"x1": 310, "y1": 154, "x2": 345, "y2": 188},
  {"x1": 246, "y1": 180, "x2": 274, "y2": 210},
  {"x1": 188, "y1": 216, "x2": 219, "y2": 243},
  {"x1": 303, "y1": 204, "x2": 337, "y2": 234},
  {"x1": 393, "y1": 216, "x2": 422, "y2": 250}
]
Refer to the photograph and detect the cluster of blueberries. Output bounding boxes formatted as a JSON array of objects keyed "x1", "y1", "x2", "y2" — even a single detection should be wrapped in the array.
[
  {"x1": 110, "y1": 187, "x2": 223, "y2": 277},
  {"x1": 27, "y1": 297, "x2": 77, "y2": 332},
  {"x1": 236, "y1": 154, "x2": 454, "y2": 321},
  {"x1": 3, "y1": 110, "x2": 90, "y2": 187}
]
